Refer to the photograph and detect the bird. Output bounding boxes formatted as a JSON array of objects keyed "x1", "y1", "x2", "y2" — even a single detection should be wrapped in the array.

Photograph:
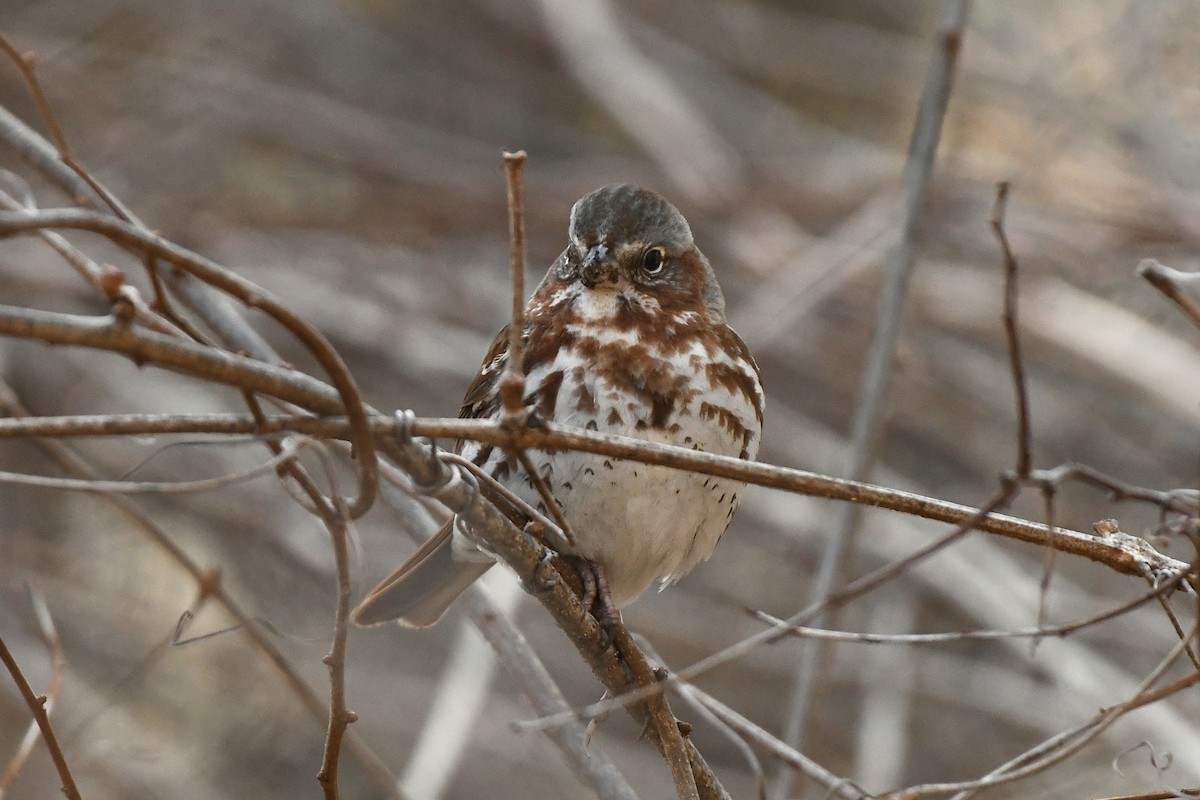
[{"x1": 353, "y1": 184, "x2": 764, "y2": 627}]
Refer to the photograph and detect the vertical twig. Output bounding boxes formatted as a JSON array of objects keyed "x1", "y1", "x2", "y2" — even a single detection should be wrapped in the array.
[
  {"x1": 0, "y1": 634, "x2": 82, "y2": 800},
  {"x1": 497, "y1": 152, "x2": 578, "y2": 546},
  {"x1": 500, "y1": 150, "x2": 528, "y2": 418},
  {"x1": 990, "y1": 182, "x2": 1031, "y2": 478},
  {"x1": 1034, "y1": 486, "x2": 1059, "y2": 641},
  {"x1": 318, "y1": 496, "x2": 358, "y2": 800},
  {"x1": 771, "y1": 3, "x2": 971, "y2": 796},
  {"x1": 991, "y1": 181, "x2": 1054, "y2": 633}
]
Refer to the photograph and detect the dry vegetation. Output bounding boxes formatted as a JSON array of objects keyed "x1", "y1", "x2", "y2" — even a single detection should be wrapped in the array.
[{"x1": 1, "y1": 2, "x2": 1199, "y2": 799}]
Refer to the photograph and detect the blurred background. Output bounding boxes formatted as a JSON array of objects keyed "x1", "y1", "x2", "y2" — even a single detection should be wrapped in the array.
[{"x1": 2, "y1": 1, "x2": 1200, "y2": 798}]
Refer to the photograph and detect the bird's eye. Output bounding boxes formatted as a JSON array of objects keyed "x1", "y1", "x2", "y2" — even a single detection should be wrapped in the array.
[{"x1": 641, "y1": 246, "x2": 666, "y2": 276}]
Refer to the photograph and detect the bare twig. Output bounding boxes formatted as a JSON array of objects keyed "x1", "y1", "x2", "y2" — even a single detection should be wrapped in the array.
[
  {"x1": 0, "y1": 634, "x2": 82, "y2": 800},
  {"x1": 0, "y1": 589, "x2": 66, "y2": 799},
  {"x1": 0, "y1": 31, "x2": 138, "y2": 221},
  {"x1": 317, "y1": 497, "x2": 357, "y2": 800},
  {"x1": 0, "y1": 208, "x2": 378, "y2": 517},
  {"x1": 501, "y1": 150, "x2": 528, "y2": 417},
  {"x1": 634, "y1": 635, "x2": 767, "y2": 800},
  {"x1": 0, "y1": 436, "x2": 310, "y2": 493},
  {"x1": 900, "y1": 628, "x2": 1200, "y2": 800},
  {"x1": 682, "y1": 685, "x2": 865, "y2": 800},
  {"x1": 1094, "y1": 789, "x2": 1200, "y2": 800},
  {"x1": 608, "y1": 625, "x2": 700, "y2": 800},
  {"x1": 752, "y1": 555, "x2": 1195, "y2": 644},
  {"x1": 991, "y1": 181, "x2": 1059, "y2": 636},
  {"x1": 990, "y1": 181, "x2": 1031, "y2": 478}
]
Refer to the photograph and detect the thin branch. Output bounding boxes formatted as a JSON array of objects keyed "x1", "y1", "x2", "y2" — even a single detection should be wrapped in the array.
[
  {"x1": 0, "y1": 34, "x2": 73, "y2": 164},
  {"x1": 0, "y1": 589, "x2": 66, "y2": 799},
  {"x1": 751, "y1": 556, "x2": 1195, "y2": 645},
  {"x1": 0, "y1": 436, "x2": 310, "y2": 493},
  {"x1": 465, "y1": 583, "x2": 643, "y2": 798},
  {"x1": 317, "y1": 497, "x2": 357, "y2": 800},
  {"x1": 0, "y1": 304, "x2": 347, "y2": 414},
  {"x1": 0, "y1": 31, "x2": 137, "y2": 221},
  {"x1": 990, "y1": 181, "x2": 1032, "y2": 478},
  {"x1": 500, "y1": 150, "x2": 528, "y2": 418},
  {"x1": 0, "y1": 208, "x2": 378, "y2": 517},
  {"x1": 634, "y1": 636, "x2": 767, "y2": 800},
  {"x1": 891, "y1": 623, "x2": 1200, "y2": 800},
  {"x1": 0, "y1": 411, "x2": 1190, "y2": 584},
  {"x1": 0, "y1": 103, "x2": 97, "y2": 207},
  {"x1": 0, "y1": 634, "x2": 82, "y2": 800},
  {"x1": 1094, "y1": 789, "x2": 1200, "y2": 800},
  {"x1": 681, "y1": 685, "x2": 865, "y2": 800},
  {"x1": 608, "y1": 624, "x2": 700, "y2": 800}
]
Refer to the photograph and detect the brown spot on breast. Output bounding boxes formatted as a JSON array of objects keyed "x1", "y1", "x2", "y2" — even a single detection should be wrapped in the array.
[
  {"x1": 536, "y1": 370, "x2": 564, "y2": 419},
  {"x1": 576, "y1": 380, "x2": 597, "y2": 414},
  {"x1": 650, "y1": 394, "x2": 674, "y2": 428},
  {"x1": 607, "y1": 407, "x2": 622, "y2": 426},
  {"x1": 711, "y1": 327, "x2": 765, "y2": 424},
  {"x1": 492, "y1": 460, "x2": 510, "y2": 482},
  {"x1": 699, "y1": 401, "x2": 752, "y2": 443}
]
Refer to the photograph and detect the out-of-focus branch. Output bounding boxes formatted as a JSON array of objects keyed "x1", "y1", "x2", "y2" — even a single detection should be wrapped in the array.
[
  {"x1": 772, "y1": 5, "x2": 972, "y2": 793},
  {"x1": 1139, "y1": 258, "x2": 1200, "y2": 329}
]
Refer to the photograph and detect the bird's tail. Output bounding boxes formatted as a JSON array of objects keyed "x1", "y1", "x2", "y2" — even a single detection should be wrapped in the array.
[{"x1": 352, "y1": 518, "x2": 493, "y2": 627}]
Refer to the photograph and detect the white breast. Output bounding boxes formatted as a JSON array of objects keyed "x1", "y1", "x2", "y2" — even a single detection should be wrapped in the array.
[{"x1": 466, "y1": 310, "x2": 761, "y2": 607}]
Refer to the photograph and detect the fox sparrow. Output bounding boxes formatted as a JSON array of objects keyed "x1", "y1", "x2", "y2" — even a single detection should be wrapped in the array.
[{"x1": 354, "y1": 184, "x2": 764, "y2": 627}]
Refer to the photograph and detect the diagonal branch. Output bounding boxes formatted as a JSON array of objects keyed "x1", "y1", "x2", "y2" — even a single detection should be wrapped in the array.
[
  {"x1": 388, "y1": 412, "x2": 728, "y2": 799},
  {"x1": 0, "y1": 635, "x2": 82, "y2": 800}
]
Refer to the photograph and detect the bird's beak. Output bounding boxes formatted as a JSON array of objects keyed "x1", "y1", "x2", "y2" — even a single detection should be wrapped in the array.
[{"x1": 580, "y1": 243, "x2": 618, "y2": 289}]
